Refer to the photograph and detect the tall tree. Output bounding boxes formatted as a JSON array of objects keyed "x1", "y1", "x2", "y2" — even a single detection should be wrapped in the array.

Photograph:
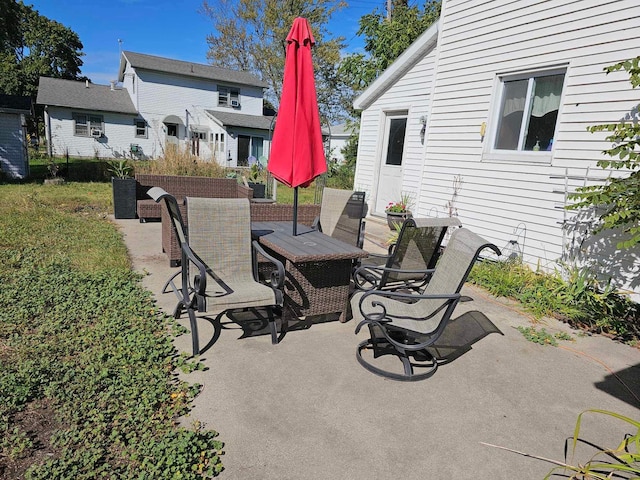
[
  {"x1": 339, "y1": 0, "x2": 441, "y2": 103},
  {"x1": 201, "y1": 0, "x2": 346, "y2": 123},
  {"x1": 337, "y1": 0, "x2": 440, "y2": 165},
  {"x1": 0, "y1": 0, "x2": 84, "y2": 98}
]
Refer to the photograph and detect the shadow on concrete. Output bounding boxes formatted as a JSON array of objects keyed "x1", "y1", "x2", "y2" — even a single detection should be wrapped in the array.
[{"x1": 594, "y1": 363, "x2": 640, "y2": 408}]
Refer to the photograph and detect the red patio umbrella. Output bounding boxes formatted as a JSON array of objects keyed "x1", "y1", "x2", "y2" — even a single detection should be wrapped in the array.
[{"x1": 268, "y1": 17, "x2": 327, "y2": 235}]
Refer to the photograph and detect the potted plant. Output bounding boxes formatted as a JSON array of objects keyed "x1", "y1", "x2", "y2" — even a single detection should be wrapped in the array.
[
  {"x1": 385, "y1": 192, "x2": 413, "y2": 230},
  {"x1": 247, "y1": 163, "x2": 266, "y2": 198},
  {"x1": 108, "y1": 160, "x2": 136, "y2": 219}
]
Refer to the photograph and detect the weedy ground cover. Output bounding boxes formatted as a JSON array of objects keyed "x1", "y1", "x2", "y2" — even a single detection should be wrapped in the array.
[
  {"x1": 0, "y1": 183, "x2": 223, "y2": 478},
  {"x1": 468, "y1": 259, "x2": 640, "y2": 345}
]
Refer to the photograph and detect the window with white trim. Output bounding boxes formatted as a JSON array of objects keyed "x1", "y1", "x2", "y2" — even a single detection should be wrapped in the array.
[
  {"x1": 134, "y1": 119, "x2": 147, "y2": 138},
  {"x1": 218, "y1": 86, "x2": 240, "y2": 107},
  {"x1": 73, "y1": 113, "x2": 103, "y2": 137},
  {"x1": 493, "y1": 70, "x2": 565, "y2": 152}
]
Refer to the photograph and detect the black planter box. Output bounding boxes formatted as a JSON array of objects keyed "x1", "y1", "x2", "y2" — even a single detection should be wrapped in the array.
[
  {"x1": 112, "y1": 177, "x2": 137, "y2": 219},
  {"x1": 248, "y1": 182, "x2": 266, "y2": 198}
]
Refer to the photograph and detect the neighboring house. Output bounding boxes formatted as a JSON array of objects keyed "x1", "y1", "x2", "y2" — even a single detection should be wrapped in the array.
[
  {"x1": 0, "y1": 94, "x2": 32, "y2": 179},
  {"x1": 37, "y1": 51, "x2": 273, "y2": 166},
  {"x1": 327, "y1": 123, "x2": 356, "y2": 164},
  {"x1": 353, "y1": 0, "x2": 640, "y2": 296}
]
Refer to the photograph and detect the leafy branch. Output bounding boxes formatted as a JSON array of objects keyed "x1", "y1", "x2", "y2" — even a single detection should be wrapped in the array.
[{"x1": 567, "y1": 56, "x2": 640, "y2": 249}]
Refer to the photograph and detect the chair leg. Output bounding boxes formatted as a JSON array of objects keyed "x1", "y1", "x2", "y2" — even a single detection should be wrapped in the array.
[
  {"x1": 356, "y1": 337, "x2": 438, "y2": 381},
  {"x1": 187, "y1": 307, "x2": 200, "y2": 356},
  {"x1": 267, "y1": 306, "x2": 278, "y2": 344}
]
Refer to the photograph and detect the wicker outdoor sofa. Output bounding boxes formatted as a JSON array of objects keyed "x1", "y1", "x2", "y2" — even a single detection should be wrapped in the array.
[
  {"x1": 135, "y1": 174, "x2": 253, "y2": 222},
  {"x1": 161, "y1": 201, "x2": 321, "y2": 266}
]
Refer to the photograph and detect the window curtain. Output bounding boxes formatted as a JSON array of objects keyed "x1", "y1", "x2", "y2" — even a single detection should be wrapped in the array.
[{"x1": 530, "y1": 74, "x2": 564, "y2": 118}]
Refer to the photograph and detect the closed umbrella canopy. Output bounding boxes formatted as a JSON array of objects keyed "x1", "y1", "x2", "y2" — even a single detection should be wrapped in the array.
[{"x1": 268, "y1": 17, "x2": 326, "y2": 189}]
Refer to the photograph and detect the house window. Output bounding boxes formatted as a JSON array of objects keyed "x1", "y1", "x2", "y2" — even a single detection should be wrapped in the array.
[
  {"x1": 385, "y1": 117, "x2": 407, "y2": 166},
  {"x1": 494, "y1": 71, "x2": 565, "y2": 152},
  {"x1": 135, "y1": 119, "x2": 147, "y2": 138},
  {"x1": 218, "y1": 86, "x2": 240, "y2": 107},
  {"x1": 73, "y1": 113, "x2": 103, "y2": 137}
]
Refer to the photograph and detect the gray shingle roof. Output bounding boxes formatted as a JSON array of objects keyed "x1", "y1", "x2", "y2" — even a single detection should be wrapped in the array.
[
  {"x1": 206, "y1": 110, "x2": 274, "y2": 130},
  {"x1": 122, "y1": 51, "x2": 268, "y2": 89},
  {"x1": 36, "y1": 77, "x2": 138, "y2": 114},
  {"x1": 0, "y1": 94, "x2": 32, "y2": 114}
]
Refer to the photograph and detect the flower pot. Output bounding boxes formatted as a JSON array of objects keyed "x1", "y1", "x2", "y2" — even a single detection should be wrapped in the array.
[
  {"x1": 248, "y1": 182, "x2": 266, "y2": 198},
  {"x1": 386, "y1": 211, "x2": 412, "y2": 230},
  {"x1": 112, "y1": 177, "x2": 137, "y2": 219}
]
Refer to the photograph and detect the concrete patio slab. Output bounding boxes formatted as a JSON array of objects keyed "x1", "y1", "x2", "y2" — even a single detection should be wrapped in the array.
[{"x1": 113, "y1": 215, "x2": 639, "y2": 480}]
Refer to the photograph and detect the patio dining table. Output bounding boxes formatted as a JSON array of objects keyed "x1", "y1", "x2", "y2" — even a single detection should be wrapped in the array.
[{"x1": 251, "y1": 221, "x2": 369, "y2": 322}]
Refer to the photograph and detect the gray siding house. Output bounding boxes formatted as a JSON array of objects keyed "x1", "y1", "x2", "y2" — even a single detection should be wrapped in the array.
[
  {"x1": 37, "y1": 51, "x2": 273, "y2": 166},
  {"x1": 0, "y1": 94, "x2": 32, "y2": 179}
]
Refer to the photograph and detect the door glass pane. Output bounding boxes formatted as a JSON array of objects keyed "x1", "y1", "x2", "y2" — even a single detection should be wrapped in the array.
[
  {"x1": 494, "y1": 79, "x2": 528, "y2": 150},
  {"x1": 251, "y1": 137, "x2": 263, "y2": 158},
  {"x1": 524, "y1": 73, "x2": 564, "y2": 151},
  {"x1": 386, "y1": 118, "x2": 407, "y2": 166},
  {"x1": 238, "y1": 135, "x2": 250, "y2": 166}
]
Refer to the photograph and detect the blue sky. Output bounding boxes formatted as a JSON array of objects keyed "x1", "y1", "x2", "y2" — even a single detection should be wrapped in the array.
[{"x1": 28, "y1": 0, "x2": 378, "y2": 85}]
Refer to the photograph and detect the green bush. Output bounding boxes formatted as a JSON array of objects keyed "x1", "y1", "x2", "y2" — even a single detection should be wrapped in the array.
[{"x1": 468, "y1": 260, "x2": 639, "y2": 343}]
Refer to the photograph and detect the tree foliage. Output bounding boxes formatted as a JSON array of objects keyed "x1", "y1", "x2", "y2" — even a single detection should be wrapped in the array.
[
  {"x1": 201, "y1": 0, "x2": 347, "y2": 123},
  {"x1": 339, "y1": 0, "x2": 441, "y2": 95},
  {"x1": 0, "y1": 0, "x2": 84, "y2": 99},
  {"x1": 568, "y1": 57, "x2": 640, "y2": 249}
]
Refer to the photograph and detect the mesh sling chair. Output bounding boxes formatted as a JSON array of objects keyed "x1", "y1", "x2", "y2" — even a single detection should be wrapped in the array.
[
  {"x1": 353, "y1": 217, "x2": 462, "y2": 292},
  {"x1": 351, "y1": 228, "x2": 500, "y2": 381},
  {"x1": 148, "y1": 187, "x2": 285, "y2": 356},
  {"x1": 312, "y1": 187, "x2": 367, "y2": 248}
]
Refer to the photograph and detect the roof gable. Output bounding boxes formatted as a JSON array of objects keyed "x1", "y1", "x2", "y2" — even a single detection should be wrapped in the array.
[
  {"x1": 354, "y1": 21, "x2": 439, "y2": 110},
  {"x1": 119, "y1": 51, "x2": 268, "y2": 89},
  {"x1": 36, "y1": 77, "x2": 138, "y2": 114}
]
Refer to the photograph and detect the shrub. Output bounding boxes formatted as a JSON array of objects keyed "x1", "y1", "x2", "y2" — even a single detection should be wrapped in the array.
[
  {"x1": 468, "y1": 260, "x2": 639, "y2": 343},
  {"x1": 135, "y1": 144, "x2": 227, "y2": 178}
]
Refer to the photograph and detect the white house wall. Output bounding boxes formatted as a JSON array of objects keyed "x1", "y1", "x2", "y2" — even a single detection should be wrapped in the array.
[
  {"x1": 420, "y1": 0, "x2": 640, "y2": 292},
  {"x1": 47, "y1": 106, "x2": 141, "y2": 159},
  {"x1": 354, "y1": 47, "x2": 438, "y2": 207}
]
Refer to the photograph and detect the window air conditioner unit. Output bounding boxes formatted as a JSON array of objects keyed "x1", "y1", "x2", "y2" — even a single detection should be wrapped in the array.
[
  {"x1": 90, "y1": 128, "x2": 102, "y2": 138},
  {"x1": 230, "y1": 100, "x2": 240, "y2": 108}
]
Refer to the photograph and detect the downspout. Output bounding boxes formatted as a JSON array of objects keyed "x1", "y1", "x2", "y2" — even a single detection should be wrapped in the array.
[{"x1": 44, "y1": 105, "x2": 52, "y2": 157}]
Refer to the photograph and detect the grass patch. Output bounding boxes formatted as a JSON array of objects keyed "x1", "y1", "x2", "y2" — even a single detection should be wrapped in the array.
[
  {"x1": 0, "y1": 183, "x2": 223, "y2": 478},
  {"x1": 469, "y1": 259, "x2": 640, "y2": 344}
]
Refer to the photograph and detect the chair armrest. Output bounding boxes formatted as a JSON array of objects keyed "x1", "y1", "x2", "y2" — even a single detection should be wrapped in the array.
[
  {"x1": 355, "y1": 289, "x2": 461, "y2": 330},
  {"x1": 252, "y1": 240, "x2": 285, "y2": 290}
]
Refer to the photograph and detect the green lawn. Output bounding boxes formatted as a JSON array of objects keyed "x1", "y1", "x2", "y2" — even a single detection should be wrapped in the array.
[{"x1": 0, "y1": 182, "x2": 223, "y2": 478}]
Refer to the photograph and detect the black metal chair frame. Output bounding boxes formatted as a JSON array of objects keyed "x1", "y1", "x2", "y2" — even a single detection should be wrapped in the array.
[
  {"x1": 352, "y1": 228, "x2": 500, "y2": 381},
  {"x1": 149, "y1": 187, "x2": 285, "y2": 356},
  {"x1": 353, "y1": 217, "x2": 461, "y2": 292}
]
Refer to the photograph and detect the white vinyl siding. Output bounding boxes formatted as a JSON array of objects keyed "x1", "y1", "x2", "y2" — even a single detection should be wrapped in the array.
[{"x1": 418, "y1": 0, "x2": 640, "y2": 279}]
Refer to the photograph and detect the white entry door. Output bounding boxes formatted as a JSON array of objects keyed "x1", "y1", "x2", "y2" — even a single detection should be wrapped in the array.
[{"x1": 375, "y1": 112, "x2": 408, "y2": 215}]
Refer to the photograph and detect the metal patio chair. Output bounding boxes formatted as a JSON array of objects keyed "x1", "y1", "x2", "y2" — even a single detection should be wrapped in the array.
[
  {"x1": 351, "y1": 227, "x2": 500, "y2": 381},
  {"x1": 353, "y1": 217, "x2": 462, "y2": 292},
  {"x1": 313, "y1": 187, "x2": 367, "y2": 248},
  {"x1": 148, "y1": 187, "x2": 285, "y2": 356}
]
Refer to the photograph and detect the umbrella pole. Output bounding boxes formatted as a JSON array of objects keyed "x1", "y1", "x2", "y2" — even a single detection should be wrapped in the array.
[{"x1": 293, "y1": 187, "x2": 298, "y2": 236}]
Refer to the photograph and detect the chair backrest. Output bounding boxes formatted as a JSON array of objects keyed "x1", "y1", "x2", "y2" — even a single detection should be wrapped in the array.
[
  {"x1": 186, "y1": 197, "x2": 253, "y2": 281},
  {"x1": 382, "y1": 217, "x2": 462, "y2": 286},
  {"x1": 424, "y1": 227, "x2": 500, "y2": 297},
  {"x1": 319, "y1": 188, "x2": 366, "y2": 247}
]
